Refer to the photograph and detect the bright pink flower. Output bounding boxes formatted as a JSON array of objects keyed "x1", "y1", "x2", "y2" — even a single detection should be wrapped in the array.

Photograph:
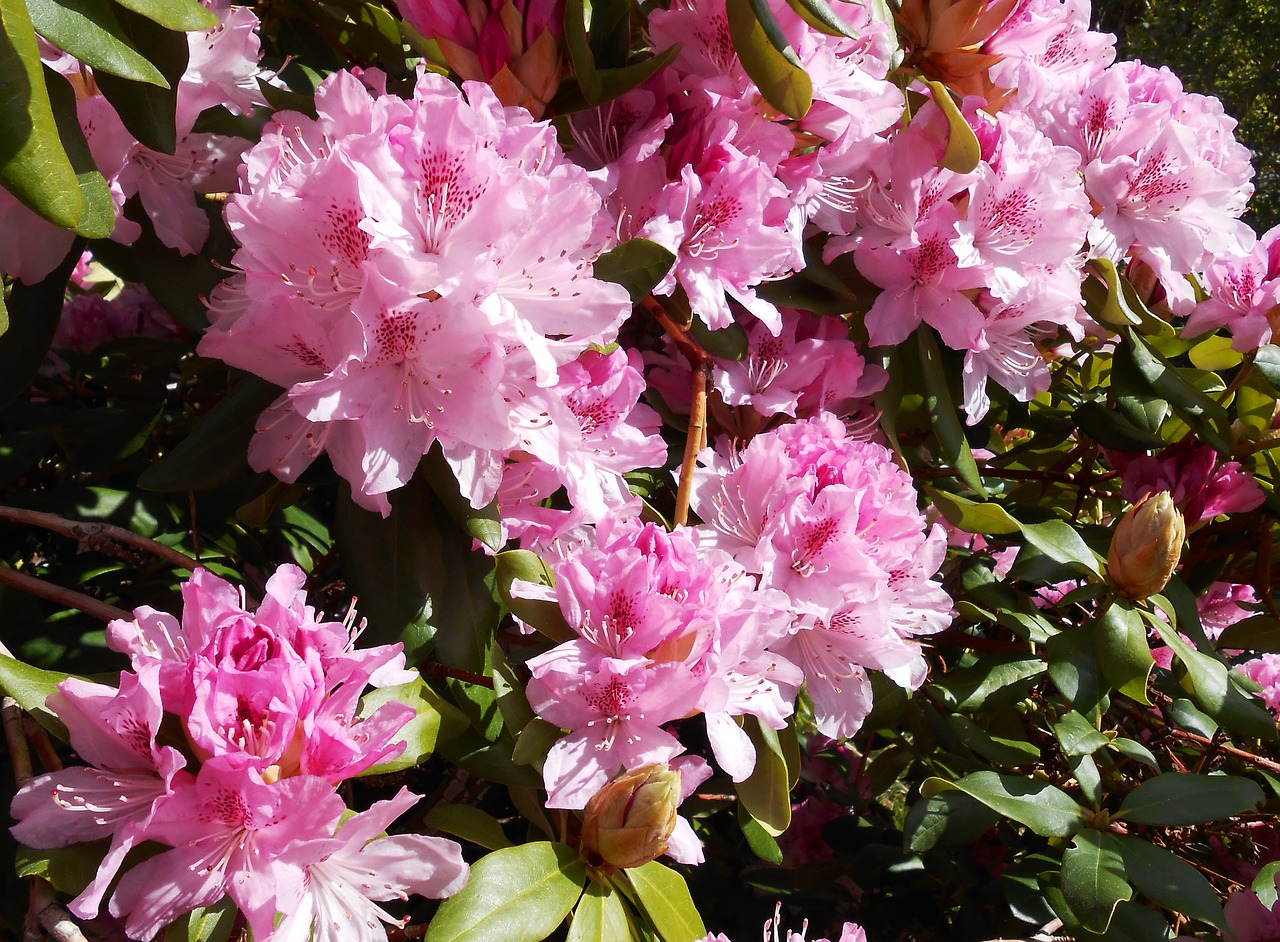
[
  {"x1": 1185, "y1": 223, "x2": 1280, "y2": 350},
  {"x1": 1239, "y1": 654, "x2": 1280, "y2": 714},
  {"x1": 1108, "y1": 440, "x2": 1265, "y2": 528}
]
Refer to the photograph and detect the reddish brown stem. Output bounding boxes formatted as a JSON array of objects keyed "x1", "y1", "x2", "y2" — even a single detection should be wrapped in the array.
[
  {"x1": 0, "y1": 505, "x2": 199, "y2": 572},
  {"x1": 0, "y1": 566, "x2": 130, "y2": 624},
  {"x1": 421, "y1": 662, "x2": 495, "y2": 688}
]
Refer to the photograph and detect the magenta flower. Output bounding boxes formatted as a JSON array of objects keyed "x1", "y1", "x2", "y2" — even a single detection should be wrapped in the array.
[{"x1": 1108, "y1": 439, "x2": 1265, "y2": 528}]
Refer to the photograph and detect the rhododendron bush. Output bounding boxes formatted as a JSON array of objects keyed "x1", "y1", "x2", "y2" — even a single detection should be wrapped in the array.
[{"x1": 3, "y1": 0, "x2": 1280, "y2": 938}]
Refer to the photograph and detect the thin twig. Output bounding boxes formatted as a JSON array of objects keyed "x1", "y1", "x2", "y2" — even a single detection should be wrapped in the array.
[
  {"x1": 0, "y1": 566, "x2": 130, "y2": 623},
  {"x1": 3, "y1": 696, "x2": 34, "y2": 787},
  {"x1": 28, "y1": 883, "x2": 91, "y2": 942},
  {"x1": 420, "y1": 662, "x2": 495, "y2": 688},
  {"x1": 0, "y1": 505, "x2": 199, "y2": 572}
]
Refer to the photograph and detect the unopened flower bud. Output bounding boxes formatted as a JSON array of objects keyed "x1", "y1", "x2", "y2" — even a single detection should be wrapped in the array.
[
  {"x1": 580, "y1": 764, "x2": 680, "y2": 870},
  {"x1": 1107, "y1": 491, "x2": 1185, "y2": 600}
]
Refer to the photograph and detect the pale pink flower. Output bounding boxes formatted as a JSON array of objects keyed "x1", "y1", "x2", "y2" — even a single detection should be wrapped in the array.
[{"x1": 1185, "y1": 223, "x2": 1280, "y2": 351}]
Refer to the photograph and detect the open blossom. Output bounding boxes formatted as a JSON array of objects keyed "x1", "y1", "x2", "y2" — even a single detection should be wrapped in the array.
[
  {"x1": 1185, "y1": 222, "x2": 1280, "y2": 351},
  {"x1": 1107, "y1": 439, "x2": 1265, "y2": 528},
  {"x1": 201, "y1": 69, "x2": 629, "y2": 514}
]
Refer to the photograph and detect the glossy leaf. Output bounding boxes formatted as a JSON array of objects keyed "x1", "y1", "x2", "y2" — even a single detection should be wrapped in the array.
[
  {"x1": 904, "y1": 790, "x2": 1001, "y2": 853},
  {"x1": 566, "y1": 880, "x2": 633, "y2": 942},
  {"x1": 0, "y1": 244, "x2": 80, "y2": 410},
  {"x1": 1254, "y1": 860, "x2": 1280, "y2": 909},
  {"x1": 355, "y1": 676, "x2": 460, "y2": 775},
  {"x1": 0, "y1": 652, "x2": 72, "y2": 741},
  {"x1": 0, "y1": 0, "x2": 84, "y2": 229},
  {"x1": 917, "y1": 329, "x2": 986, "y2": 495},
  {"x1": 494, "y1": 549, "x2": 574, "y2": 642},
  {"x1": 738, "y1": 805, "x2": 784, "y2": 864},
  {"x1": 1094, "y1": 603, "x2": 1154, "y2": 705},
  {"x1": 424, "y1": 842, "x2": 587, "y2": 942},
  {"x1": 1122, "y1": 326, "x2": 1232, "y2": 452},
  {"x1": 736, "y1": 716, "x2": 791, "y2": 836},
  {"x1": 920, "y1": 771, "x2": 1087, "y2": 837},
  {"x1": 110, "y1": 0, "x2": 215, "y2": 30},
  {"x1": 15, "y1": 840, "x2": 108, "y2": 896},
  {"x1": 726, "y1": 0, "x2": 812, "y2": 118},
  {"x1": 1216, "y1": 614, "x2": 1280, "y2": 653},
  {"x1": 1109, "y1": 833, "x2": 1227, "y2": 931},
  {"x1": 784, "y1": 0, "x2": 856, "y2": 37},
  {"x1": 926, "y1": 488, "x2": 1021, "y2": 535},
  {"x1": 1053, "y1": 711, "x2": 1110, "y2": 757},
  {"x1": 1020, "y1": 519, "x2": 1102, "y2": 578},
  {"x1": 27, "y1": 0, "x2": 168, "y2": 85},
  {"x1": 426, "y1": 805, "x2": 515, "y2": 851},
  {"x1": 93, "y1": 6, "x2": 186, "y2": 153},
  {"x1": 162, "y1": 901, "x2": 237, "y2": 942},
  {"x1": 625, "y1": 861, "x2": 707, "y2": 942},
  {"x1": 593, "y1": 239, "x2": 677, "y2": 305},
  {"x1": 44, "y1": 65, "x2": 114, "y2": 238},
  {"x1": 1061, "y1": 829, "x2": 1132, "y2": 934},
  {"x1": 1116, "y1": 772, "x2": 1264, "y2": 826}
]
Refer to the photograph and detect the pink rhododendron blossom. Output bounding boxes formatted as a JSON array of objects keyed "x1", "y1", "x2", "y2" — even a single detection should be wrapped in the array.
[
  {"x1": 267, "y1": 788, "x2": 469, "y2": 942},
  {"x1": 1239, "y1": 654, "x2": 1280, "y2": 714},
  {"x1": 202, "y1": 69, "x2": 630, "y2": 513},
  {"x1": 1185, "y1": 223, "x2": 1280, "y2": 351},
  {"x1": 1108, "y1": 440, "x2": 1265, "y2": 528}
]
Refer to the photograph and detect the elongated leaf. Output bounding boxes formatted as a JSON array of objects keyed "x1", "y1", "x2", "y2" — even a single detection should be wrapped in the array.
[
  {"x1": 593, "y1": 44, "x2": 682, "y2": 104},
  {"x1": 917, "y1": 329, "x2": 986, "y2": 494},
  {"x1": 0, "y1": 0, "x2": 84, "y2": 228},
  {"x1": 784, "y1": 0, "x2": 856, "y2": 37},
  {"x1": 422, "y1": 445, "x2": 503, "y2": 550},
  {"x1": 593, "y1": 239, "x2": 677, "y2": 304},
  {"x1": 736, "y1": 716, "x2": 790, "y2": 836},
  {"x1": 110, "y1": 0, "x2": 215, "y2": 30},
  {"x1": 1095, "y1": 602, "x2": 1154, "y2": 705},
  {"x1": 1106, "y1": 737, "x2": 1159, "y2": 771},
  {"x1": 567, "y1": 880, "x2": 632, "y2": 942},
  {"x1": 0, "y1": 243, "x2": 81, "y2": 409},
  {"x1": 356, "y1": 676, "x2": 462, "y2": 775},
  {"x1": 427, "y1": 805, "x2": 514, "y2": 851},
  {"x1": 1217, "y1": 614, "x2": 1280, "y2": 653},
  {"x1": 1053, "y1": 711, "x2": 1109, "y2": 757},
  {"x1": 162, "y1": 901, "x2": 237, "y2": 942},
  {"x1": 1046, "y1": 626, "x2": 1103, "y2": 715},
  {"x1": 625, "y1": 861, "x2": 707, "y2": 942},
  {"x1": 1254, "y1": 860, "x2": 1280, "y2": 909},
  {"x1": 44, "y1": 79, "x2": 113, "y2": 242},
  {"x1": 1108, "y1": 833, "x2": 1226, "y2": 931},
  {"x1": 725, "y1": 0, "x2": 812, "y2": 118},
  {"x1": 929, "y1": 653, "x2": 1043, "y2": 711},
  {"x1": 93, "y1": 6, "x2": 186, "y2": 154},
  {"x1": 920, "y1": 771, "x2": 1087, "y2": 837},
  {"x1": 738, "y1": 805, "x2": 784, "y2": 863},
  {"x1": 1122, "y1": 327, "x2": 1231, "y2": 452},
  {"x1": 689, "y1": 316, "x2": 749, "y2": 361},
  {"x1": 424, "y1": 842, "x2": 587, "y2": 942},
  {"x1": 27, "y1": 0, "x2": 168, "y2": 85},
  {"x1": 904, "y1": 790, "x2": 1001, "y2": 853},
  {"x1": 924, "y1": 80, "x2": 980, "y2": 173},
  {"x1": 926, "y1": 487, "x2": 1021, "y2": 534},
  {"x1": 1061, "y1": 829, "x2": 1132, "y2": 933},
  {"x1": 1021, "y1": 519, "x2": 1102, "y2": 577},
  {"x1": 495, "y1": 549, "x2": 574, "y2": 642},
  {"x1": 563, "y1": 0, "x2": 600, "y2": 103},
  {"x1": 949, "y1": 715, "x2": 1042, "y2": 766},
  {"x1": 1116, "y1": 772, "x2": 1264, "y2": 826},
  {"x1": 15, "y1": 840, "x2": 108, "y2": 895}
]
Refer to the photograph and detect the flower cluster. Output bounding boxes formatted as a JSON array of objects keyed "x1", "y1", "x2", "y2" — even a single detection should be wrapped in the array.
[{"x1": 9, "y1": 566, "x2": 467, "y2": 942}]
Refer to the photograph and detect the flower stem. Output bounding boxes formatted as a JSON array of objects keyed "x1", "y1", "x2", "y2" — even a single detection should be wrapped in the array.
[
  {"x1": 0, "y1": 505, "x2": 200, "y2": 572},
  {"x1": 0, "y1": 565, "x2": 130, "y2": 623}
]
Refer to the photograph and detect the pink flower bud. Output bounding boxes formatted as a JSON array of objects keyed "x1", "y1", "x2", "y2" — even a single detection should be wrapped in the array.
[
  {"x1": 579, "y1": 764, "x2": 681, "y2": 870},
  {"x1": 1107, "y1": 491, "x2": 1186, "y2": 600}
]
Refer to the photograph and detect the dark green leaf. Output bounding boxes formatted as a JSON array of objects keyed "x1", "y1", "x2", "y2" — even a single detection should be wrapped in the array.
[
  {"x1": 1095, "y1": 603, "x2": 1154, "y2": 705},
  {"x1": 355, "y1": 676, "x2": 463, "y2": 775},
  {"x1": 93, "y1": 6, "x2": 186, "y2": 154},
  {"x1": 917, "y1": 329, "x2": 986, "y2": 495},
  {"x1": 27, "y1": 0, "x2": 168, "y2": 85},
  {"x1": 592, "y1": 239, "x2": 676, "y2": 305},
  {"x1": 624, "y1": 861, "x2": 707, "y2": 942},
  {"x1": 737, "y1": 805, "x2": 784, "y2": 864},
  {"x1": 563, "y1": 0, "x2": 600, "y2": 103},
  {"x1": 511, "y1": 717, "x2": 561, "y2": 768},
  {"x1": 1061, "y1": 829, "x2": 1132, "y2": 934},
  {"x1": 44, "y1": 65, "x2": 113, "y2": 238},
  {"x1": 736, "y1": 716, "x2": 790, "y2": 836},
  {"x1": 566, "y1": 880, "x2": 632, "y2": 942},
  {"x1": 920, "y1": 771, "x2": 1087, "y2": 837},
  {"x1": 15, "y1": 840, "x2": 109, "y2": 895},
  {"x1": 1054, "y1": 711, "x2": 1110, "y2": 757},
  {"x1": 1021, "y1": 519, "x2": 1102, "y2": 578},
  {"x1": 1074, "y1": 400, "x2": 1166, "y2": 451},
  {"x1": 1046, "y1": 627, "x2": 1104, "y2": 715},
  {"x1": 689, "y1": 316, "x2": 749, "y2": 361},
  {"x1": 1254, "y1": 345, "x2": 1280, "y2": 392},
  {"x1": 1110, "y1": 833, "x2": 1226, "y2": 931},
  {"x1": 1069, "y1": 753, "x2": 1102, "y2": 809},
  {"x1": 930, "y1": 653, "x2": 1044, "y2": 712},
  {"x1": 903, "y1": 790, "x2": 1000, "y2": 853},
  {"x1": 1116, "y1": 772, "x2": 1264, "y2": 826},
  {"x1": 592, "y1": 44, "x2": 682, "y2": 108},
  {"x1": 1217, "y1": 614, "x2": 1280, "y2": 653},
  {"x1": 0, "y1": 245, "x2": 80, "y2": 409},
  {"x1": 0, "y1": 0, "x2": 86, "y2": 228},
  {"x1": 438, "y1": 728, "x2": 542, "y2": 786},
  {"x1": 948, "y1": 715, "x2": 1041, "y2": 766},
  {"x1": 923, "y1": 80, "x2": 980, "y2": 173},
  {"x1": 1122, "y1": 327, "x2": 1231, "y2": 452},
  {"x1": 138, "y1": 375, "x2": 280, "y2": 491},
  {"x1": 54, "y1": 404, "x2": 162, "y2": 469},
  {"x1": 1105, "y1": 737, "x2": 1159, "y2": 771},
  {"x1": 426, "y1": 805, "x2": 514, "y2": 851},
  {"x1": 424, "y1": 842, "x2": 587, "y2": 942},
  {"x1": 421, "y1": 445, "x2": 503, "y2": 551},
  {"x1": 726, "y1": 0, "x2": 812, "y2": 118},
  {"x1": 784, "y1": 0, "x2": 856, "y2": 37}
]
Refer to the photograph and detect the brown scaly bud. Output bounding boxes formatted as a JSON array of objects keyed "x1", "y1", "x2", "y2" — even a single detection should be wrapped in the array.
[
  {"x1": 579, "y1": 764, "x2": 680, "y2": 871},
  {"x1": 1107, "y1": 491, "x2": 1186, "y2": 601}
]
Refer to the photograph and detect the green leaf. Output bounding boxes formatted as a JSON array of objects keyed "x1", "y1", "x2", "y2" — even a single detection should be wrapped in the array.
[
  {"x1": 783, "y1": 0, "x2": 856, "y2": 37},
  {"x1": 948, "y1": 715, "x2": 1042, "y2": 766},
  {"x1": 1116, "y1": 772, "x2": 1264, "y2": 826},
  {"x1": 0, "y1": 0, "x2": 85, "y2": 228},
  {"x1": 44, "y1": 65, "x2": 114, "y2": 238},
  {"x1": 424, "y1": 842, "x2": 587, "y2": 942},
  {"x1": 138, "y1": 375, "x2": 281, "y2": 491},
  {"x1": 421, "y1": 445, "x2": 504, "y2": 551},
  {"x1": 924, "y1": 80, "x2": 980, "y2": 173},
  {"x1": 355, "y1": 676, "x2": 459, "y2": 776},
  {"x1": 1105, "y1": 737, "x2": 1159, "y2": 771},
  {"x1": 110, "y1": 0, "x2": 215, "y2": 30},
  {"x1": 726, "y1": 0, "x2": 812, "y2": 119},
  {"x1": 1020, "y1": 519, "x2": 1102, "y2": 578},
  {"x1": 511, "y1": 717, "x2": 562, "y2": 768},
  {"x1": 14, "y1": 840, "x2": 108, "y2": 895},
  {"x1": 920, "y1": 771, "x2": 1088, "y2": 838},
  {"x1": 737, "y1": 804, "x2": 784, "y2": 864},
  {"x1": 0, "y1": 653, "x2": 72, "y2": 740},
  {"x1": 494, "y1": 549, "x2": 574, "y2": 643},
  {"x1": 592, "y1": 238, "x2": 677, "y2": 305},
  {"x1": 624, "y1": 861, "x2": 707, "y2": 942},
  {"x1": 27, "y1": 0, "x2": 168, "y2": 85},
  {"x1": 592, "y1": 44, "x2": 682, "y2": 105},
  {"x1": 426, "y1": 805, "x2": 514, "y2": 851},
  {"x1": 93, "y1": 6, "x2": 186, "y2": 153},
  {"x1": 54, "y1": 404, "x2": 163, "y2": 469},
  {"x1": 438, "y1": 728, "x2": 542, "y2": 786},
  {"x1": 563, "y1": 0, "x2": 600, "y2": 103},
  {"x1": 1254, "y1": 860, "x2": 1280, "y2": 909},
  {"x1": 1053, "y1": 711, "x2": 1110, "y2": 757},
  {"x1": 1122, "y1": 327, "x2": 1232, "y2": 452},
  {"x1": 1046, "y1": 627, "x2": 1103, "y2": 715},
  {"x1": 1094, "y1": 603, "x2": 1154, "y2": 705},
  {"x1": 161, "y1": 900, "x2": 237, "y2": 942},
  {"x1": 929, "y1": 653, "x2": 1044, "y2": 711},
  {"x1": 1061, "y1": 829, "x2": 1132, "y2": 934},
  {"x1": 1109, "y1": 833, "x2": 1226, "y2": 931},
  {"x1": 1216, "y1": 614, "x2": 1280, "y2": 653},
  {"x1": 926, "y1": 488, "x2": 1021, "y2": 534},
  {"x1": 736, "y1": 716, "x2": 791, "y2": 836},
  {"x1": 1254, "y1": 345, "x2": 1280, "y2": 392},
  {"x1": 903, "y1": 790, "x2": 1001, "y2": 853},
  {"x1": 567, "y1": 880, "x2": 633, "y2": 942},
  {"x1": 689, "y1": 316, "x2": 749, "y2": 361},
  {"x1": 917, "y1": 329, "x2": 986, "y2": 495},
  {"x1": 1074, "y1": 400, "x2": 1166, "y2": 451}
]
